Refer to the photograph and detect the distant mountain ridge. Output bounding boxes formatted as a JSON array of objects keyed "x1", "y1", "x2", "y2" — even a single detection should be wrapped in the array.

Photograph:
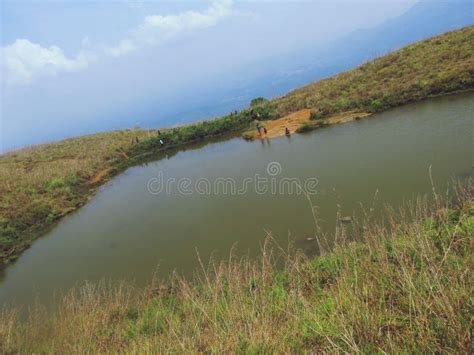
[
  {"x1": 172, "y1": 0, "x2": 473, "y2": 121},
  {"x1": 262, "y1": 0, "x2": 474, "y2": 94},
  {"x1": 314, "y1": 0, "x2": 473, "y2": 65}
]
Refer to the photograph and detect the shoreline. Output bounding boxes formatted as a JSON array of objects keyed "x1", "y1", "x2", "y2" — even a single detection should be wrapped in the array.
[
  {"x1": 2, "y1": 89, "x2": 472, "y2": 270},
  {"x1": 242, "y1": 109, "x2": 373, "y2": 140},
  {"x1": 1, "y1": 25, "x2": 473, "y2": 267},
  {"x1": 1, "y1": 184, "x2": 472, "y2": 352}
]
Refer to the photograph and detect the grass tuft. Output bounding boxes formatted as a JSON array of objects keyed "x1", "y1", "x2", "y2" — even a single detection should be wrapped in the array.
[
  {"x1": 0, "y1": 182, "x2": 472, "y2": 352},
  {"x1": 1, "y1": 26, "x2": 473, "y2": 265}
]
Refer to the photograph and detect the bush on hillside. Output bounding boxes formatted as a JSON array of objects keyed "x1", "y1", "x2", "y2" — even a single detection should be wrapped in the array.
[
  {"x1": 250, "y1": 97, "x2": 268, "y2": 107},
  {"x1": 309, "y1": 110, "x2": 324, "y2": 120}
]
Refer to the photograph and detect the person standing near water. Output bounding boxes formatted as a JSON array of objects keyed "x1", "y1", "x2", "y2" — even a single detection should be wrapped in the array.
[
  {"x1": 263, "y1": 127, "x2": 268, "y2": 135},
  {"x1": 256, "y1": 122, "x2": 262, "y2": 136},
  {"x1": 285, "y1": 126, "x2": 290, "y2": 135}
]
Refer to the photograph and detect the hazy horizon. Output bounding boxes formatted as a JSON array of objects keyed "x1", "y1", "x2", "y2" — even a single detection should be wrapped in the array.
[{"x1": 0, "y1": 0, "x2": 471, "y2": 152}]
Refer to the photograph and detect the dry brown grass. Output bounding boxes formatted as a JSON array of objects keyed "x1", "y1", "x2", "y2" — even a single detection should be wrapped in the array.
[
  {"x1": 273, "y1": 26, "x2": 474, "y2": 117},
  {"x1": 0, "y1": 184, "x2": 472, "y2": 353},
  {"x1": 243, "y1": 109, "x2": 372, "y2": 139},
  {"x1": 243, "y1": 109, "x2": 312, "y2": 139},
  {"x1": 0, "y1": 129, "x2": 151, "y2": 263},
  {"x1": 1, "y1": 25, "x2": 473, "y2": 266}
]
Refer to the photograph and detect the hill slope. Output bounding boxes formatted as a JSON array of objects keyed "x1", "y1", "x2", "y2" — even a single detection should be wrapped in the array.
[
  {"x1": 1, "y1": 186, "x2": 472, "y2": 352},
  {"x1": 213, "y1": 0, "x2": 474, "y2": 107},
  {"x1": 273, "y1": 25, "x2": 474, "y2": 117},
  {"x1": 0, "y1": 26, "x2": 473, "y2": 266}
]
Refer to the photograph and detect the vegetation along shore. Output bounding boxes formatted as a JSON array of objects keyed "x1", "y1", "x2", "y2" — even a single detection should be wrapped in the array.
[
  {"x1": 0, "y1": 26, "x2": 473, "y2": 266},
  {"x1": 0, "y1": 182, "x2": 472, "y2": 352}
]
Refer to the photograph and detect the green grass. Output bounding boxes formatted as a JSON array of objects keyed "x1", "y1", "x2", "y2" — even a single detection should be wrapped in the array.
[
  {"x1": 273, "y1": 25, "x2": 474, "y2": 118},
  {"x1": 0, "y1": 26, "x2": 473, "y2": 266},
  {"x1": 0, "y1": 129, "x2": 151, "y2": 265},
  {"x1": 1, "y1": 184, "x2": 472, "y2": 353},
  {"x1": 295, "y1": 121, "x2": 329, "y2": 134}
]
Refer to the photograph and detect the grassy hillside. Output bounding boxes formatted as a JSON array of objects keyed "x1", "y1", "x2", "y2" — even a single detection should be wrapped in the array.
[
  {"x1": 0, "y1": 130, "x2": 151, "y2": 264},
  {"x1": 1, "y1": 26, "x2": 473, "y2": 266},
  {"x1": 1, "y1": 185, "x2": 472, "y2": 353},
  {"x1": 274, "y1": 25, "x2": 474, "y2": 118}
]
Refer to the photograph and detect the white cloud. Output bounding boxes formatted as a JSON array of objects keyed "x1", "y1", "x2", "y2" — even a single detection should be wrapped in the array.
[
  {"x1": 1, "y1": 0, "x2": 234, "y2": 85},
  {"x1": 1, "y1": 39, "x2": 90, "y2": 85},
  {"x1": 108, "y1": 0, "x2": 233, "y2": 56}
]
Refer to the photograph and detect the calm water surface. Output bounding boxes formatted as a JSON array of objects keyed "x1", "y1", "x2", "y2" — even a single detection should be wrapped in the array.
[{"x1": 1, "y1": 92, "x2": 472, "y2": 309}]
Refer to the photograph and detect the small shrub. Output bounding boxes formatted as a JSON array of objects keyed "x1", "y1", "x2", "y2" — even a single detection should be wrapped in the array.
[
  {"x1": 242, "y1": 132, "x2": 255, "y2": 140},
  {"x1": 251, "y1": 102, "x2": 276, "y2": 120},
  {"x1": 310, "y1": 110, "x2": 323, "y2": 120},
  {"x1": 250, "y1": 97, "x2": 267, "y2": 107},
  {"x1": 369, "y1": 99, "x2": 383, "y2": 112},
  {"x1": 296, "y1": 123, "x2": 316, "y2": 133},
  {"x1": 30, "y1": 199, "x2": 52, "y2": 221},
  {"x1": 46, "y1": 176, "x2": 65, "y2": 190},
  {"x1": 0, "y1": 218, "x2": 18, "y2": 248}
]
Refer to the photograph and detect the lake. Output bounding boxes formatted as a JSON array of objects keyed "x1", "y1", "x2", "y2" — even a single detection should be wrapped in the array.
[{"x1": 1, "y1": 92, "x2": 472, "y2": 309}]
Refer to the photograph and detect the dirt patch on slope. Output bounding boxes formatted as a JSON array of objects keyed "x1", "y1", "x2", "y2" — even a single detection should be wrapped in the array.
[
  {"x1": 243, "y1": 109, "x2": 371, "y2": 140},
  {"x1": 90, "y1": 168, "x2": 112, "y2": 185},
  {"x1": 244, "y1": 109, "x2": 311, "y2": 139}
]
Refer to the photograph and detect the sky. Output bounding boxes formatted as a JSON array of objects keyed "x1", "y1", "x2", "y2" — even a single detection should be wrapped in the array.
[{"x1": 0, "y1": 0, "x2": 420, "y2": 151}]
